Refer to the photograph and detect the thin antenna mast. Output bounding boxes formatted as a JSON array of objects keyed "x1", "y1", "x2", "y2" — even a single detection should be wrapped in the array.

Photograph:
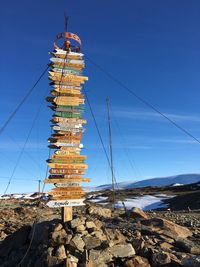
[
  {"x1": 63, "y1": 14, "x2": 69, "y2": 51},
  {"x1": 64, "y1": 13, "x2": 69, "y2": 32},
  {"x1": 106, "y1": 97, "x2": 115, "y2": 207}
]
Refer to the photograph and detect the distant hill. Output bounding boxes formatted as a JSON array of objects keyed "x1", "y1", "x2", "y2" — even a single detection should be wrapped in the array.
[{"x1": 90, "y1": 173, "x2": 200, "y2": 191}]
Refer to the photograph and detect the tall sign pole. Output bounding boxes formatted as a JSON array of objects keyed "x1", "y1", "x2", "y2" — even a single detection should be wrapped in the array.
[
  {"x1": 44, "y1": 20, "x2": 90, "y2": 222},
  {"x1": 106, "y1": 98, "x2": 115, "y2": 207}
]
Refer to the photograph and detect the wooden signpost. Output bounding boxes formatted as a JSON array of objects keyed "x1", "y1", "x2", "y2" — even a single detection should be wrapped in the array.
[{"x1": 44, "y1": 24, "x2": 89, "y2": 222}]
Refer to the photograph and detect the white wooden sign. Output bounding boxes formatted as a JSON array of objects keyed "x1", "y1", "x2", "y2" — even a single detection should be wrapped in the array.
[
  {"x1": 55, "y1": 182, "x2": 80, "y2": 187},
  {"x1": 47, "y1": 199, "x2": 85, "y2": 208}
]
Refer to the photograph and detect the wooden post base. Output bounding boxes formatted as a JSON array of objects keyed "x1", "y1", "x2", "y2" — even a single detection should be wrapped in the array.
[{"x1": 62, "y1": 206, "x2": 73, "y2": 222}]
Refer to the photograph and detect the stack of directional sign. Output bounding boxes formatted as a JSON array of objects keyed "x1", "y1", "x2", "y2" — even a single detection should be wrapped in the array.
[{"x1": 44, "y1": 46, "x2": 90, "y2": 209}]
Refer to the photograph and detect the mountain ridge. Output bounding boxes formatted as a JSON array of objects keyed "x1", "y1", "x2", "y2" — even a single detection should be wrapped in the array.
[{"x1": 89, "y1": 173, "x2": 200, "y2": 191}]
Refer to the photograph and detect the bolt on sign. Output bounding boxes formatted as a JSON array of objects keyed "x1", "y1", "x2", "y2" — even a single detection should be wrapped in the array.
[{"x1": 44, "y1": 26, "x2": 90, "y2": 215}]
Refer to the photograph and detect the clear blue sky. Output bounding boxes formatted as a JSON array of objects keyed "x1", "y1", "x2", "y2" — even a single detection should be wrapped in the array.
[{"x1": 1, "y1": 0, "x2": 200, "y2": 193}]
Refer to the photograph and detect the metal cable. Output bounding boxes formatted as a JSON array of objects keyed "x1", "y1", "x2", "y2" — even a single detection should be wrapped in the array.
[
  {"x1": 86, "y1": 57, "x2": 200, "y2": 145},
  {"x1": 0, "y1": 65, "x2": 49, "y2": 135},
  {"x1": 3, "y1": 90, "x2": 46, "y2": 195},
  {"x1": 83, "y1": 87, "x2": 126, "y2": 210}
]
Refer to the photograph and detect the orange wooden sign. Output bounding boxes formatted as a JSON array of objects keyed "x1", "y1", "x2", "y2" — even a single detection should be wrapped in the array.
[
  {"x1": 44, "y1": 178, "x2": 90, "y2": 184},
  {"x1": 49, "y1": 72, "x2": 88, "y2": 81},
  {"x1": 52, "y1": 62, "x2": 85, "y2": 69},
  {"x1": 49, "y1": 76, "x2": 86, "y2": 84},
  {"x1": 49, "y1": 191, "x2": 85, "y2": 196},
  {"x1": 48, "y1": 163, "x2": 88, "y2": 169},
  {"x1": 50, "y1": 195, "x2": 83, "y2": 200},
  {"x1": 51, "y1": 154, "x2": 86, "y2": 159},
  {"x1": 52, "y1": 186, "x2": 83, "y2": 191}
]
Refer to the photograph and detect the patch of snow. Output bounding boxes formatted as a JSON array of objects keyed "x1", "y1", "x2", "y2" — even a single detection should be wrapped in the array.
[
  {"x1": 88, "y1": 196, "x2": 108, "y2": 204},
  {"x1": 155, "y1": 194, "x2": 174, "y2": 199},
  {"x1": 115, "y1": 195, "x2": 170, "y2": 211},
  {"x1": 0, "y1": 195, "x2": 10, "y2": 200},
  {"x1": 0, "y1": 192, "x2": 47, "y2": 200},
  {"x1": 172, "y1": 183, "x2": 183, "y2": 187}
]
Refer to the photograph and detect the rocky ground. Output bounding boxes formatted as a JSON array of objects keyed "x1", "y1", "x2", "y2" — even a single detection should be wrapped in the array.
[
  {"x1": 0, "y1": 197, "x2": 200, "y2": 266},
  {"x1": 1, "y1": 183, "x2": 200, "y2": 266}
]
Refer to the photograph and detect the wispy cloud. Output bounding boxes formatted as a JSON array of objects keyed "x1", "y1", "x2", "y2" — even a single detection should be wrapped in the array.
[
  {"x1": 112, "y1": 135, "x2": 197, "y2": 146},
  {"x1": 111, "y1": 108, "x2": 200, "y2": 123}
]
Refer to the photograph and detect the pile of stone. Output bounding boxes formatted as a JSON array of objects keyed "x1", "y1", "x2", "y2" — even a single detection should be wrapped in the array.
[{"x1": 0, "y1": 206, "x2": 200, "y2": 266}]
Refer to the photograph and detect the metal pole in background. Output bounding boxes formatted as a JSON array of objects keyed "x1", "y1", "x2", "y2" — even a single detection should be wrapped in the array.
[{"x1": 106, "y1": 97, "x2": 115, "y2": 208}]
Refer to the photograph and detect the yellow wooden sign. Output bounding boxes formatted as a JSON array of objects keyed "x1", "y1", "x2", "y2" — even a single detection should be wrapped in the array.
[
  {"x1": 55, "y1": 150, "x2": 80, "y2": 156},
  {"x1": 48, "y1": 163, "x2": 88, "y2": 169},
  {"x1": 52, "y1": 136, "x2": 82, "y2": 142},
  {"x1": 53, "y1": 85, "x2": 81, "y2": 91},
  {"x1": 49, "y1": 76, "x2": 86, "y2": 84},
  {"x1": 49, "y1": 72, "x2": 88, "y2": 81},
  {"x1": 50, "y1": 191, "x2": 85, "y2": 195},
  {"x1": 50, "y1": 196, "x2": 84, "y2": 200},
  {"x1": 54, "y1": 95, "x2": 83, "y2": 100},
  {"x1": 53, "y1": 100, "x2": 84, "y2": 106},
  {"x1": 44, "y1": 178, "x2": 90, "y2": 183},
  {"x1": 54, "y1": 88, "x2": 81, "y2": 94},
  {"x1": 52, "y1": 62, "x2": 85, "y2": 69},
  {"x1": 52, "y1": 186, "x2": 83, "y2": 191},
  {"x1": 50, "y1": 159, "x2": 84, "y2": 164},
  {"x1": 53, "y1": 97, "x2": 84, "y2": 102},
  {"x1": 60, "y1": 147, "x2": 81, "y2": 151},
  {"x1": 51, "y1": 90, "x2": 83, "y2": 98},
  {"x1": 51, "y1": 154, "x2": 86, "y2": 159},
  {"x1": 53, "y1": 81, "x2": 83, "y2": 87},
  {"x1": 51, "y1": 52, "x2": 83, "y2": 60},
  {"x1": 49, "y1": 191, "x2": 85, "y2": 196}
]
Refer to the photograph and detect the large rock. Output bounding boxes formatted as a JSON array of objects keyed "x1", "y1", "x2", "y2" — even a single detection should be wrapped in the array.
[
  {"x1": 51, "y1": 228, "x2": 67, "y2": 245},
  {"x1": 53, "y1": 223, "x2": 63, "y2": 232},
  {"x1": 89, "y1": 248, "x2": 112, "y2": 265},
  {"x1": 91, "y1": 230, "x2": 107, "y2": 241},
  {"x1": 151, "y1": 252, "x2": 171, "y2": 266},
  {"x1": 86, "y1": 221, "x2": 97, "y2": 230},
  {"x1": 76, "y1": 224, "x2": 86, "y2": 232},
  {"x1": 70, "y1": 234, "x2": 85, "y2": 252},
  {"x1": 93, "y1": 219, "x2": 103, "y2": 229},
  {"x1": 160, "y1": 242, "x2": 173, "y2": 251},
  {"x1": 130, "y1": 207, "x2": 149, "y2": 220},
  {"x1": 84, "y1": 261, "x2": 95, "y2": 267},
  {"x1": 124, "y1": 255, "x2": 151, "y2": 267},
  {"x1": 141, "y1": 218, "x2": 192, "y2": 239},
  {"x1": 104, "y1": 228, "x2": 126, "y2": 246},
  {"x1": 46, "y1": 255, "x2": 64, "y2": 267},
  {"x1": 182, "y1": 256, "x2": 200, "y2": 267},
  {"x1": 55, "y1": 245, "x2": 67, "y2": 259},
  {"x1": 70, "y1": 217, "x2": 86, "y2": 229},
  {"x1": 83, "y1": 236, "x2": 101, "y2": 250},
  {"x1": 66, "y1": 254, "x2": 79, "y2": 267},
  {"x1": 110, "y1": 244, "x2": 135, "y2": 258},
  {"x1": 129, "y1": 237, "x2": 144, "y2": 252},
  {"x1": 175, "y1": 238, "x2": 200, "y2": 254},
  {"x1": 87, "y1": 206, "x2": 112, "y2": 218}
]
